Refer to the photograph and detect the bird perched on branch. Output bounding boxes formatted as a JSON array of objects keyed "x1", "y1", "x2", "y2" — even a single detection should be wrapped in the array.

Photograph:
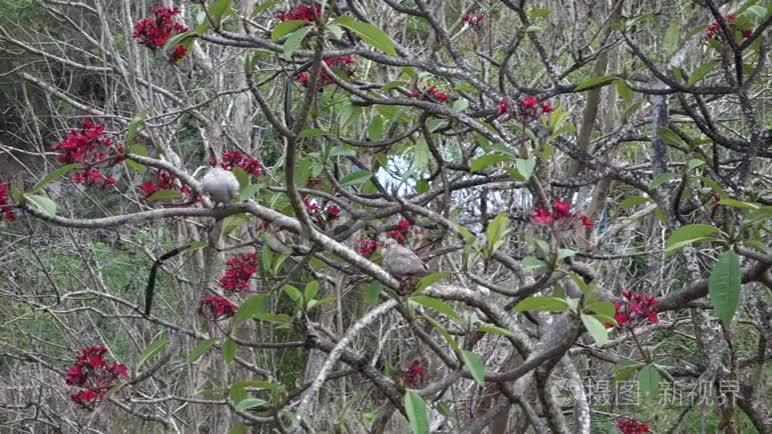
[
  {"x1": 381, "y1": 238, "x2": 431, "y2": 294},
  {"x1": 201, "y1": 167, "x2": 239, "y2": 207}
]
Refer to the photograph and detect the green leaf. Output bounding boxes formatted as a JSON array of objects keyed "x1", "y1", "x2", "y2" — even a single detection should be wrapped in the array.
[
  {"x1": 478, "y1": 325, "x2": 514, "y2": 337},
  {"x1": 425, "y1": 316, "x2": 460, "y2": 352},
  {"x1": 687, "y1": 159, "x2": 706, "y2": 171},
  {"x1": 339, "y1": 170, "x2": 372, "y2": 187},
  {"x1": 147, "y1": 190, "x2": 183, "y2": 202},
  {"x1": 32, "y1": 164, "x2": 80, "y2": 191},
  {"x1": 619, "y1": 196, "x2": 650, "y2": 209},
  {"x1": 334, "y1": 16, "x2": 397, "y2": 56},
  {"x1": 404, "y1": 390, "x2": 429, "y2": 434},
  {"x1": 283, "y1": 25, "x2": 313, "y2": 57},
  {"x1": 522, "y1": 256, "x2": 546, "y2": 271},
  {"x1": 307, "y1": 297, "x2": 336, "y2": 310},
  {"x1": 614, "y1": 361, "x2": 643, "y2": 382},
  {"x1": 452, "y1": 98, "x2": 469, "y2": 112},
  {"x1": 639, "y1": 364, "x2": 660, "y2": 402},
  {"x1": 513, "y1": 158, "x2": 536, "y2": 181},
  {"x1": 299, "y1": 128, "x2": 329, "y2": 138},
  {"x1": 514, "y1": 296, "x2": 569, "y2": 313},
  {"x1": 366, "y1": 281, "x2": 383, "y2": 305},
  {"x1": 223, "y1": 338, "x2": 237, "y2": 364},
  {"x1": 135, "y1": 336, "x2": 169, "y2": 374},
  {"x1": 209, "y1": 0, "x2": 233, "y2": 28},
  {"x1": 650, "y1": 172, "x2": 674, "y2": 188},
  {"x1": 688, "y1": 62, "x2": 719, "y2": 86},
  {"x1": 665, "y1": 224, "x2": 720, "y2": 254},
  {"x1": 529, "y1": 7, "x2": 552, "y2": 18},
  {"x1": 415, "y1": 272, "x2": 451, "y2": 293},
  {"x1": 615, "y1": 80, "x2": 634, "y2": 103},
  {"x1": 585, "y1": 301, "x2": 616, "y2": 318},
  {"x1": 409, "y1": 295, "x2": 461, "y2": 321},
  {"x1": 486, "y1": 213, "x2": 510, "y2": 256},
  {"x1": 271, "y1": 20, "x2": 308, "y2": 41},
  {"x1": 126, "y1": 144, "x2": 148, "y2": 173},
  {"x1": 664, "y1": 20, "x2": 680, "y2": 54},
  {"x1": 470, "y1": 154, "x2": 511, "y2": 173},
  {"x1": 189, "y1": 338, "x2": 218, "y2": 363},
  {"x1": 574, "y1": 76, "x2": 617, "y2": 91},
  {"x1": 461, "y1": 350, "x2": 485, "y2": 385},
  {"x1": 304, "y1": 280, "x2": 320, "y2": 303},
  {"x1": 251, "y1": 0, "x2": 281, "y2": 17},
  {"x1": 189, "y1": 240, "x2": 208, "y2": 250},
  {"x1": 414, "y1": 138, "x2": 429, "y2": 175},
  {"x1": 24, "y1": 194, "x2": 57, "y2": 217},
  {"x1": 235, "y1": 398, "x2": 267, "y2": 412},
  {"x1": 581, "y1": 313, "x2": 608, "y2": 346},
  {"x1": 718, "y1": 198, "x2": 759, "y2": 209},
  {"x1": 234, "y1": 294, "x2": 269, "y2": 322},
  {"x1": 231, "y1": 166, "x2": 249, "y2": 190},
  {"x1": 368, "y1": 114, "x2": 385, "y2": 141},
  {"x1": 708, "y1": 251, "x2": 741, "y2": 324},
  {"x1": 230, "y1": 425, "x2": 247, "y2": 434},
  {"x1": 253, "y1": 312, "x2": 291, "y2": 324},
  {"x1": 282, "y1": 284, "x2": 303, "y2": 307},
  {"x1": 126, "y1": 112, "x2": 147, "y2": 147},
  {"x1": 656, "y1": 128, "x2": 688, "y2": 148}
]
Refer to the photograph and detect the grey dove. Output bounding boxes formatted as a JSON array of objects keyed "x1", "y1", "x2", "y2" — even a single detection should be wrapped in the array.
[
  {"x1": 381, "y1": 238, "x2": 430, "y2": 277},
  {"x1": 201, "y1": 167, "x2": 239, "y2": 206}
]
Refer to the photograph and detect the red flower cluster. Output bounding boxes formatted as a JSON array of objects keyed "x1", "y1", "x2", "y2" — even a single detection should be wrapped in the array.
[
  {"x1": 497, "y1": 96, "x2": 553, "y2": 121},
  {"x1": 0, "y1": 184, "x2": 15, "y2": 222},
  {"x1": 617, "y1": 417, "x2": 650, "y2": 434},
  {"x1": 51, "y1": 119, "x2": 123, "y2": 188},
  {"x1": 403, "y1": 360, "x2": 426, "y2": 388},
  {"x1": 325, "y1": 205, "x2": 340, "y2": 219},
  {"x1": 296, "y1": 56, "x2": 357, "y2": 88},
  {"x1": 138, "y1": 170, "x2": 192, "y2": 201},
  {"x1": 220, "y1": 253, "x2": 258, "y2": 291},
  {"x1": 200, "y1": 296, "x2": 238, "y2": 320},
  {"x1": 463, "y1": 14, "x2": 484, "y2": 28},
  {"x1": 612, "y1": 291, "x2": 659, "y2": 327},
  {"x1": 531, "y1": 199, "x2": 593, "y2": 229},
  {"x1": 408, "y1": 86, "x2": 449, "y2": 103},
  {"x1": 65, "y1": 346, "x2": 127, "y2": 410},
  {"x1": 356, "y1": 238, "x2": 380, "y2": 257},
  {"x1": 132, "y1": 7, "x2": 189, "y2": 49},
  {"x1": 386, "y1": 218, "x2": 412, "y2": 244},
  {"x1": 217, "y1": 150, "x2": 262, "y2": 177},
  {"x1": 706, "y1": 14, "x2": 751, "y2": 40},
  {"x1": 276, "y1": 4, "x2": 321, "y2": 22}
]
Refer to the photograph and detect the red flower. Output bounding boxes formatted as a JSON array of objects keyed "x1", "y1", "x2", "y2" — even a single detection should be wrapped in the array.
[
  {"x1": 531, "y1": 208, "x2": 554, "y2": 225},
  {"x1": 220, "y1": 253, "x2": 258, "y2": 291},
  {"x1": 541, "y1": 102, "x2": 554, "y2": 113},
  {"x1": 463, "y1": 14, "x2": 484, "y2": 28},
  {"x1": 551, "y1": 199, "x2": 571, "y2": 219},
  {"x1": 705, "y1": 14, "x2": 752, "y2": 41},
  {"x1": 403, "y1": 360, "x2": 426, "y2": 388},
  {"x1": 218, "y1": 150, "x2": 262, "y2": 177},
  {"x1": 304, "y1": 199, "x2": 320, "y2": 213},
  {"x1": 200, "y1": 296, "x2": 238, "y2": 320},
  {"x1": 169, "y1": 44, "x2": 187, "y2": 62},
  {"x1": 398, "y1": 219, "x2": 411, "y2": 231},
  {"x1": 276, "y1": 4, "x2": 321, "y2": 22},
  {"x1": 325, "y1": 205, "x2": 340, "y2": 219},
  {"x1": 611, "y1": 292, "x2": 660, "y2": 328},
  {"x1": 617, "y1": 417, "x2": 650, "y2": 434},
  {"x1": 356, "y1": 238, "x2": 380, "y2": 257},
  {"x1": 0, "y1": 183, "x2": 15, "y2": 223},
  {"x1": 521, "y1": 96, "x2": 538, "y2": 107},
  {"x1": 497, "y1": 99, "x2": 510, "y2": 115},
  {"x1": 65, "y1": 346, "x2": 127, "y2": 410},
  {"x1": 580, "y1": 215, "x2": 594, "y2": 229},
  {"x1": 51, "y1": 119, "x2": 123, "y2": 189},
  {"x1": 295, "y1": 56, "x2": 357, "y2": 88},
  {"x1": 139, "y1": 170, "x2": 191, "y2": 201},
  {"x1": 132, "y1": 7, "x2": 188, "y2": 49},
  {"x1": 408, "y1": 85, "x2": 449, "y2": 103}
]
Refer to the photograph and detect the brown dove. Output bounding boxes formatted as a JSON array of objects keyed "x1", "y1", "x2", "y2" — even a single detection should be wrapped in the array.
[{"x1": 381, "y1": 238, "x2": 431, "y2": 278}]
